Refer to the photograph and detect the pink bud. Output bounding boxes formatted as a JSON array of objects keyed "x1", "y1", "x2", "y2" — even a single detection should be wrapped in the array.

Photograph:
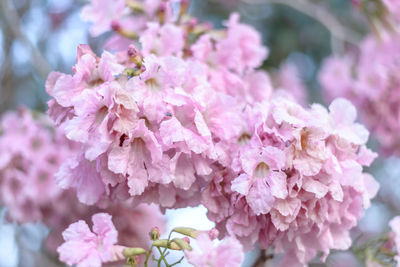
[
  {"x1": 351, "y1": 0, "x2": 361, "y2": 8},
  {"x1": 181, "y1": 0, "x2": 190, "y2": 5},
  {"x1": 180, "y1": 0, "x2": 190, "y2": 11},
  {"x1": 127, "y1": 45, "x2": 140, "y2": 58},
  {"x1": 182, "y1": 237, "x2": 190, "y2": 244},
  {"x1": 111, "y1": 20, "x2": 121, "y2": 31},
  {"x1": 188, "y1": 18, "x2": 198, "y2": 28},
  {"x1": 203, "y1": 22, "x2": 213, "y2": 31},
  {"x1": 158, "y1": 2, "x2": 167, "y2": 13},
  {"x1": 149, "y1": 227, "x2": 161, "y2": 241},
  {"x1": 208, "y1": 228, "x2": 219, "y2": 240}
]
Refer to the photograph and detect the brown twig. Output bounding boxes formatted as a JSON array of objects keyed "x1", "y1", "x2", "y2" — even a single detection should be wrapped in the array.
[
  {"x1": 251, "y1": 249, "x2": 273, "y2": 267},
  {"x1": 242, "y1": 0, "x2": 363, "y2": 52},
  {"x1": 0, "y1": 0, "x2": 51, "y2": 79}
]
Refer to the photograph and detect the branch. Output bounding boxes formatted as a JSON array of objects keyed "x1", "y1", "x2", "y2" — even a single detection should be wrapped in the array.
[
  {"x1": 251, "y1": 249, "x2": 273, "y2": 267},
  {"x1": 242, "y1": 0, "x2": 362, "y2": 49},
  {"x1": 0, "y1": 0, "x2": 51, "y2": 79}
]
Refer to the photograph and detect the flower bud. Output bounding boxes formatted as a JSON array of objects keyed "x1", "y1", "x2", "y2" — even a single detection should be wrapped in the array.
[
  {"x1": 127, "y1": 45, "x2": 143, "y2": 66},
  {"x1": 127, "y1": 45, "x2": 139, "y2": 58},
  {"x1": 182, "y1": 237, "x2": 190, "y2": 244},
  {"x1": 111, "y1": 21, "x2": 138, "y2": 39},
  {"x1": 172, "y1": 238, "x2": 192, "y2": 251},
  {"x1": 123, "y1": 247, "x2": 147, "y2": 258},
  {"x1": 157, "y1": 2, "x2": 167, "y2": 24},
  {"x1": 208, "y1": 228, "x2": 219, "y2": 240},
  {"x1": 179, "y1": 0, "x2": 190, "y2": 19},
  {"x1": 351, "y1": 0, "x2": 361, "y2": 8},
  {"x1": 111, "y1": 20, "x2": 121, "y2": 31},
  {"x1": 126, "y1": 0, "x2": 144, "y2": 13},
  {"x1": 153, "y1": 239, "x2": 181, "y2": 250},
  {"x1": 172, "y1": 227, "x2": 198, "y2": 238},
  {"x1": 149, "y1": 227, "x2": 161, "y2": 241},
  {"x1": 126, "y1": 255, "x2": 140, "y2": 267}
]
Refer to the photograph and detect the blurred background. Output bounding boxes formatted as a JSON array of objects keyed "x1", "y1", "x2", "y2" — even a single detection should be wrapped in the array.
[{"x1": 0, "y1": 0, "x2": 394, "y2": 266}]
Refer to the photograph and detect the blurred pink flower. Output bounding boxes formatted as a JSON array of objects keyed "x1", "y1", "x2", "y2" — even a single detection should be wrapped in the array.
[
  {"x1": 57, "y1": 213, "x2": 118, "y2": 267},
  {"x1": 185, "y1": 233, "x2": 244, "y2": 267},
  {"x1": 81, "y1": 0, "x2": 126, "y2": 37},
  {"x1": 216, "y1": 13, "x2": 268, "y2": 74},
  {"x1": 319, "y1": 32, "x2": 400, "y2": 156}
]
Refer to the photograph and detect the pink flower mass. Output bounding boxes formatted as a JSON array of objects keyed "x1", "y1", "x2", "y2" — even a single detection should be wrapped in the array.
[
  {"x1": 0, "y1": 108, "x2": 165, "y2": 254},
  {"x1": 41, "y1": 0, "x2": 381, "y2": 265},
  {"x1": 319, "y1": 30, "x2": 400, "y2": 156},
  {"x1": 1, "y1": 0, "x2": 393, "y2": 266}
]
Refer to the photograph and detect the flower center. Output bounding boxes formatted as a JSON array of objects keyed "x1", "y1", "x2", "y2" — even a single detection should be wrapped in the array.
[
  {"x1": 145, "y1": 78, "x2": 160, "y2": 91},
  {"x1": 238, "y1": 132, "x2": 251, "y2": 145},
  {"x1": 254, "y1": 162, "x2": 270, "y2": 178},
  {"x1": 300, "y1": 130, "x2": 310, "y2": 151}
]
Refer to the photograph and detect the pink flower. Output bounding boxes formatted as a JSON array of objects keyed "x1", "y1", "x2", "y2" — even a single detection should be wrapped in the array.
[
  {"x1": 81, "y1": 0, "x2": 127, "y2": 37},
  {"x1": 57, "y1": 213, "x2": 118, "y2": 267},
  {"x1": 231, "y1": 146, "x2": 287, "y2": 215},
  {"x1": 216, "y1": 13, "x2": 268, "y2": 74},
  {"x1": 319, "y1": 32, "x2": 400, "y2": 156},
  {"x1": 56, "y1": 154, "x2": 106, "y2": 205},
  {"x1": 185, "y1": 233, "x2": 244, "y2": 267},
  {"x1": 108, "y1": 119, "x2": 171, "y2": 195},
  {"x1": 319, "y1": 56, "x2": 354, "y2": 104},
  {"x1": 140, "y1": 22, "x2": 185, "y2": 56},
  {"x1": 275, "y1": 62, "x2": 308, "y2": 106},
  {"x1": 328, "y1": 98, "x2": 369, "y2": 145},
  {"x1": 383, "y1": 0, "x2": 400, "y2": 24}
]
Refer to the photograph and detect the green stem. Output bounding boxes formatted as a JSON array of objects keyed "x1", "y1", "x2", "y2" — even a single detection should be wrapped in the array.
[
  {"x1": 170, "y1": 256, "x2": 185, "y2": 266},
  {"x1": 157, "y1": 246, "x2": 170, "y2": 267},
  {"x1": 144, "y1": 245, "x2": 154, "y2": 267},
  {"x1": 160, "y1": 229, "x2": 175, "y2": 259}
]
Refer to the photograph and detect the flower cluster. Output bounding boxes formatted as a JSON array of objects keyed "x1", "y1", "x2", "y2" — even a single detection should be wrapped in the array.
[
  {"x1": 45, "y1": 0, "x2": 378, "y2": 265},
  {"x1": 47, "y1": 9, "x2": 270, "y2": 210},
  {"x1": 81, "y1": 0, "x2": 187, "y2": 50},
  {"x1": 0, "y1": 108, "x2": 165, "y2": 253},
  {"x1": 0, "y1": 108, "x2": 76, "y2": 223},
  {"x1": 319, "y1": 30, "x2": 400, "y2": 156},
  {"x1": 202, "y1": 97, "x2": 378, "y2": 265}
]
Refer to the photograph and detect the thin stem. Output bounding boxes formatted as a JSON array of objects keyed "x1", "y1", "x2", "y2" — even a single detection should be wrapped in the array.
[
  {"x1": 170, "y1": 256, "x2": 185, "y2": 266},
  {"x1": 157, "y1": 246, "x2": 170, "y2": 267},
  {"x1": 251, "y1": 249, "x2": 274, "y2": 267},
  {"x1": 144, "y1": 245, "x2": 154, "y2": 267},
  {"x1": 160, "y1": 230, "x2": 175, "y2": 258}
]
